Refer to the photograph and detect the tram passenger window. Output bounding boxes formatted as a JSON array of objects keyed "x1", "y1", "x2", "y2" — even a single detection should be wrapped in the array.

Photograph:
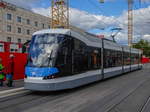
[
  {"x1": 72, "y1": 38, "x2": 88, "y2": 74},
  {"x1": 91, "y1": 49, "x2": 101, "y2": 69},
  {"x1": 135, "y1": 54, "x2": 139, "y2": 64},
  {"x1": 74, "y1": 39, "x2": 80, "y2": 50},
  {"x1": 104, "y1": 49, "x2": 113, "y2": 68},
  {"x1": 131, "y1": 53, "x2": 139, "y2": 64},
  {"x1": 104, "y1": 49, "x2": 123, "y2": 68},
  {"x1": 116, "y1": 51, "x2": 122, "y2": 66},
  {"x1": 55, "y1": 36, "x2": 73, "y2": 76},
  {"x1": 131, "y1": 53, "x2": 137, "y2": 65},
  {"x1": 123, "y1": 52, "x2": 131, "y2": 65}
]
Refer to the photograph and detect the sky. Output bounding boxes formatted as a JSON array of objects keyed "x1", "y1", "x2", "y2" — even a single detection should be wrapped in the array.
[{"x1": 2, "y1": 0, "x2": 150, "y2": 45}]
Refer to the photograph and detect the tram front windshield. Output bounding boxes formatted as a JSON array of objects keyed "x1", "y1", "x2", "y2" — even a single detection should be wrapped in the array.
[{"x1": 27, "y1": 34, "x2": 65, "y2": 67}]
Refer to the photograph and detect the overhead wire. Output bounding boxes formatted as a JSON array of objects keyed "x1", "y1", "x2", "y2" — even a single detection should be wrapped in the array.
[
  {"x1": 87, "y1": 0, "x2": 128, "y2": 28},
  {"x1": 86, "y1": 0, "x2": 111, "y2": 28}
]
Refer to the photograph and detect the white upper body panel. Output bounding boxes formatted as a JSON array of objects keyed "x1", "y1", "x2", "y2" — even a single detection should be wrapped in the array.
[
  {"x1": 131, "y1": 48, "x2": 140, "y2": 54},
  {"x1": 33, "y1": 29, "x2": 102, "y2": 48},
  {"x1": 103, "y1": 39, "x2": 122, "y2": 51},
  {"x1": 123, "y1": 46, "x2": 130, "y2": 52}
]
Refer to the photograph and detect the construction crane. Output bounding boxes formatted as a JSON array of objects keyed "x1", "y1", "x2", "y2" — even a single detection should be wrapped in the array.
[
  {"x1": 128, "y1": 0, "x2": 133, "y2": 47},
  {"x1": 51, "y1": 0, "x2": 69, "y2": 29}
]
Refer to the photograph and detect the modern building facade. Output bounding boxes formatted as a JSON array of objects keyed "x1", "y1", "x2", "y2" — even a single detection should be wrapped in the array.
[{"x1": 0, "y1": 0, "x2": 51, "y2": 43}]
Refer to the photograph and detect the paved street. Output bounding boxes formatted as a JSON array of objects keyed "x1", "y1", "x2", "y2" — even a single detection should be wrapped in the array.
[
  {"x1": 0, "y1": 64, "x2": 150, "y2": 112},
  {"x1": 0, "y1": 80, "x2": 24, "y2": 91}
]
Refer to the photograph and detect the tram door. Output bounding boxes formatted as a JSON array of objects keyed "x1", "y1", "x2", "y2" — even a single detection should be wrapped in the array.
[{"x1": 56, "y1": 37, "x2": 73, "y2": 76}]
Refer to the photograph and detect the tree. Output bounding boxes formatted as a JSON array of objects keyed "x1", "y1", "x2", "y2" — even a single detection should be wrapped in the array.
[{"x1": 133, "y1": 39, "x2": 150, "y2": 57}]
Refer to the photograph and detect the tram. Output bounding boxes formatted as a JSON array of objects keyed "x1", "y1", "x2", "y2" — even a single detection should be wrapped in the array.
[{"x1": 24, "y1": 29, "x2": 142, "y2": 91}]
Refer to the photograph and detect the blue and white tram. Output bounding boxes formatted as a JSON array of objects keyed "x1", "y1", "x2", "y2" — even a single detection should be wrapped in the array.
[{"x1": 24, "y1": 29, "x2": 142, "y2": 91}]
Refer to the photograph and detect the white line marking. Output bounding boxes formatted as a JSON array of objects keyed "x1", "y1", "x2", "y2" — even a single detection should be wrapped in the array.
[
  {"x1": 0, "y1": 90, "x2": 30, "y2": 99},
  {"x1": 0, "y1": 87, "x2": 24, "y2": 95}
]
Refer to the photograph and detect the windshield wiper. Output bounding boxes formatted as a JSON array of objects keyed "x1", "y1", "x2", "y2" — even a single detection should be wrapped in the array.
[{"x1": 48, "y1": 50, "x2": 53, "y2": 66}]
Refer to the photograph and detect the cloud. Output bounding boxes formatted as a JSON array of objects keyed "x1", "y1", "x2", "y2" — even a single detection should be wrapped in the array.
[
  {"x1": 2, "y1": 0, "x2": 43, "y2": 9},
  {"x1": 32, "y1": 7, "x2": 118, "y2": 30},
  {"x1": 142, "y1": 0, "x2": 150, "y2": 2},
  {"x1": 142, "y1": 34, "x2": 150, "y2": 41},
  {"x1": 32, "y1": 7, "x2": 50, "y2": 17},
  {"x1": 32, "y1": 5, "x2": 150, "y2": 44}
]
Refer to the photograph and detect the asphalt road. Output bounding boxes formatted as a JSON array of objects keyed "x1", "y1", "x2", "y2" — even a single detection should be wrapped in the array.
[{"x1": 0, "y1": 64, "x2": 150, "y2": 112}]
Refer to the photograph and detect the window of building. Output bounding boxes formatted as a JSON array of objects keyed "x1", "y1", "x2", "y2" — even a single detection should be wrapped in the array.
[
  {"x1": 42, "y1": 24, "x2": 45, "y2": 28},
  {"x1": 7, "y1": 13, "x2": 12, "y2": 20},
  {"x1": 18, "y1": 38, "x2": 21, "y2": 43},
  {"x1": 27, "y1": 29, "x2": 30, "y2": 35},
  {"x1": 7, "y1": 37, "x2": 11, "y2": 42},
  {"x1": 0, "y1": 43, "x2": 4, "y2": 52},
  {"x1": 27, "y1": 19, "x2": 30, "y2": 25},
  {"x1": 35, "y1": 21, "x2": 38, "y2": 27},
  {"x1": 7, "y1": 25, "x2": 11, "y2": 32},
  {"x1": 17, "y1": 16, "x2": 22, "y2": 23},
  {"x1": 17, "y1": 27, "x2": 22, "y2": 33}
]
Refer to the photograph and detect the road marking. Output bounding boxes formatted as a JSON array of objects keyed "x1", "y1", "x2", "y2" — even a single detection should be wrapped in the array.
[
  {"x1": 0, "y1": 90, "x2": 30, "y2": 99},
  {"x1": 0, "y1": 87, "x2": 31, "y2": 99},
  {"x1": 0, "y1": 87, "x2": 24, "y2": 95}
]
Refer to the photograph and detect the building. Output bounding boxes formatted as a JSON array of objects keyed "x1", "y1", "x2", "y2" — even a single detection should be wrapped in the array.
[{"x1": 0, "y1": 0, "x2": 51, "y2": 43}]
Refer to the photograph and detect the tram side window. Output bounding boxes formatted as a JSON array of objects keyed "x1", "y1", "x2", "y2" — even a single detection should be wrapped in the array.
[
  {"x1": 116, "y1": 51, "x2": 123, "y2": 66},
  {"x1": 55, "y1": 36, "x2": 73, "y2": 76},
  {"x1": 123, "y1": 52, "x2": 131, "y2": 65},
  {"x1": 135, "y1": 54, "x2": 139, "y2": 64},
  {"x1": 139, "y1": 53, "x2": 142, "y2": 64},
  {"x1": 131, "y1": 53, "x2": 139, "y2": 65},
  {"x1": 72, "y1": 38, "x2": 87, "y2": 74},
  {"x1": 131, "y1": 53, "x2": 134, "y2": 65},
  {"x1": 104, "y1": 49, "x2": 116, "y2": 68},
  {"x1": 87, "y1": 47, "x2": 101, "y2": 70},
  {"x1": 92, "y1": 49, "x2": 101, "y2": 69},
  {"x1": 104, "y1": 49, "x2": 122, "y2": 68}
]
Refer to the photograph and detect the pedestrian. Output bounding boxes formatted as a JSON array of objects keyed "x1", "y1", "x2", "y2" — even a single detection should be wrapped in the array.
[
  {"x1": 6, "y1": 54, "x2": 14, "y2": 87},
  {"x1": 0, "y1": 58, "x2": 4, "y2": 87}
]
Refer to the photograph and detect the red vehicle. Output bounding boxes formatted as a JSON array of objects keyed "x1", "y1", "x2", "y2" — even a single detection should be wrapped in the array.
[
  {"x1": 0, "y1": 41, "x2": 28, "y2": 80},
  {"x1": 141, "y1": 56, "x2": 150, "y2": 64}
]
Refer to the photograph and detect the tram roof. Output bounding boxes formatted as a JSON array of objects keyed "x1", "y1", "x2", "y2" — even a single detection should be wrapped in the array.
[{"x1": 33, "y1": 29, "x2": 71, "y2": 36}]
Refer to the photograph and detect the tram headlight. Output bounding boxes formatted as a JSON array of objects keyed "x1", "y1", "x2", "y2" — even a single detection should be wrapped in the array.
[{"x1": 43, "y1": 75, "x2": 57, "y2": 80}]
